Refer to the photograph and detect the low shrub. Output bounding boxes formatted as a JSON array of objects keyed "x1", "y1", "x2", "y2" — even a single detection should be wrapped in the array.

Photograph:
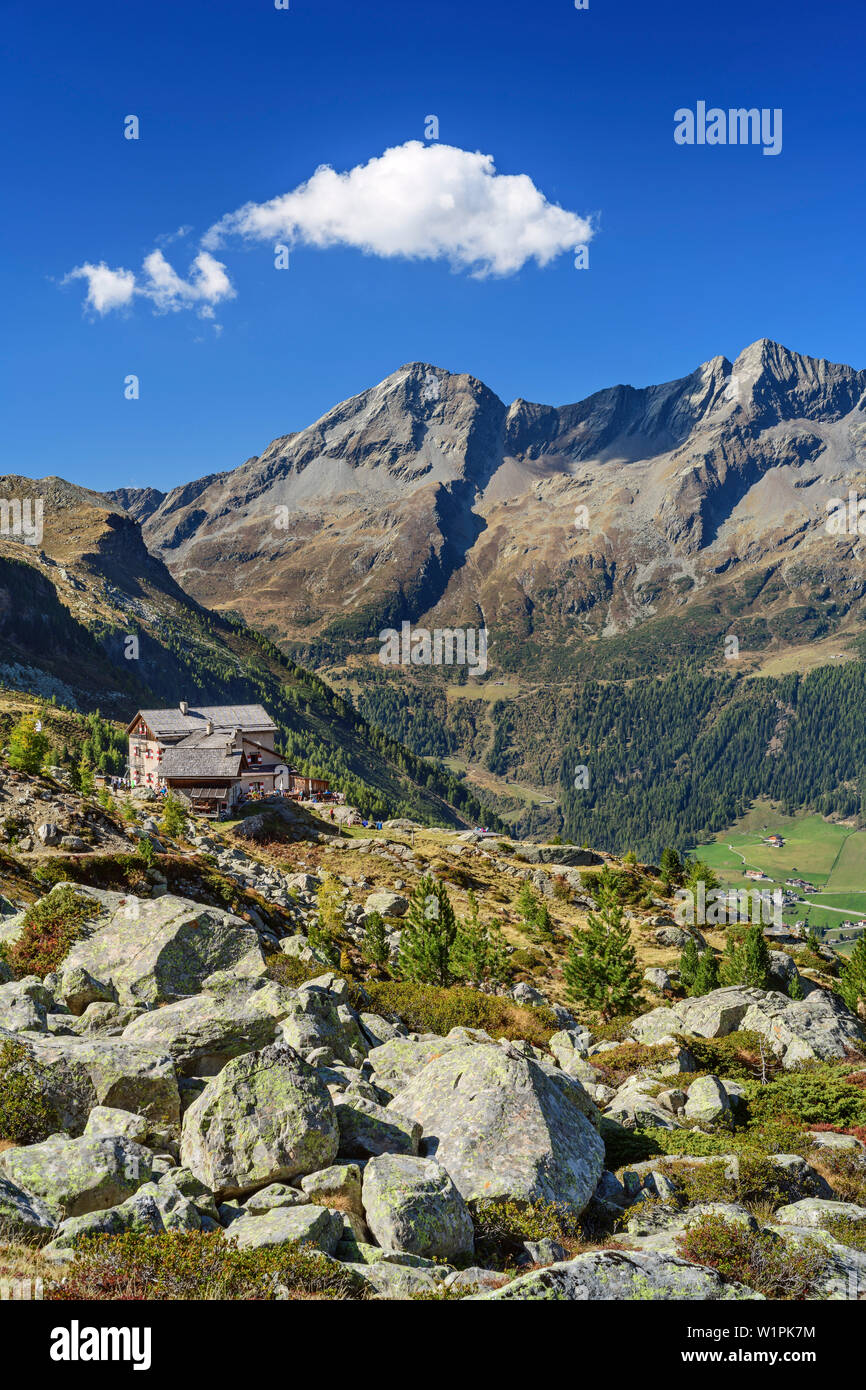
[
  {"x1": 676, "y1": 1214, "x2": 827, "y2": 1299},
  {"x1": 662, "y1": 1155, "x2": 806, "y2": 1211},
  {"x1": 0, "y1": 1040, "x2": 58, "y2": 1144},
  {"x1": 265, "y1": 954, "x2": 338, "y2": 990},
  {"x1": 46, "y1": 1231, "x2": 369, "y2": 1300},
  {"x1": 8, "y1": 885, "x2": 99, "y2": 978},
  {"x1": 821, "y1": 1215, "x2": 866, "y2": 1251},
  {"x1": 592, "y1": 1043, "x2": 675, "y2": 1088},
  {"x1": 599, "y1": 1118, "x2": 665, "y2": 1170},
  {"x1": 472, "y1": 1198, "x2": 587, "y2": 1267},
  {"x1": 806, "y1": 1147, "x2": 866, "y2": 1206},
  {"x1": 675, "y1": 1031, "x2": 781, "y2": 1081},
  {"x1": 358, "y1": 981, "x2": 558, "y2": 1047},
  {"x1": 746, "y1": 1066, "x2": 866, "y2": 1129}
]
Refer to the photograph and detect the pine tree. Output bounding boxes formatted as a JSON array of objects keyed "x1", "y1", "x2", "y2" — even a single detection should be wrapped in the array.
[
  {"x1": 516, "y1": 881, "x2": 539, "y2": 932},
  {"x1": 788, "y1": 971, "x2": 805, "y2": 1001},
  {"x1": 160, "y1": 795, "x2": 187, "y2": 839},
  {"x1": 679, "y1": 936, "x2": 699, "y2": 992},
  {"x1": 77, "y1": 753, "x2": 94, "y2": 798},
  {"x1": 8, "y1": 716, "x2": 50, "y2": 775},
  {"x1": 533, "y1": 900, "x2": 555, "y2": 941},
  {"x1": 839, "y1": 934, "x2": 866, "y2": 1018},
  {"x1": 361, "y1": 910, "x2": 390, "y2": 974},
  {"x1": 398, "y1": 874, "x2": 458, "y2": 986},
  {"x1": 741, "y1": 923, "x2": 771, "y2": 989},
  {"x1": 451, "y1": 891, "x2": 509, "y2": 986},
  {"x1": 660, "y1": 847, "x2": 684, "y2": 890},
  {"x1": 682, "y1": 857, "x2": 719, "y2": 895},
  {"x1": 564, "y1": 897, "x2": 641, "y2": 1022},
  {"x1": 721, "y1": 924, "x2": 770, "y2": 989},
  {"x1": 691, "y1": 948, "x2": 720, "y2": 996}
]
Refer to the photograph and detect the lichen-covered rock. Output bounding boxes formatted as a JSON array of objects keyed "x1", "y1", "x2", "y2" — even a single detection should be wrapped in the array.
[
  {"x1": 180, "y1": 1040, "x2": 338, "y2": 1198},
  {"x1": 629, "y1": 986, "x2": 866, "y2": 1068},
  {"x1": 122, "y1": 977, "x2": 298, "y2": 1075},
  {"x1": 548, "y1": 1028, "x2": 594, "y2": 1071},
  {"x1": 223, "y1": 1202, "x2": 342, "y2": 1253},
  {"x1": 301, "y1": 1163, "x2": 363, "y2": 1217},
  {"x1": 60, "y1": 886, "x2": 267, "y2": 1006},
  {"x1": 604, "y1": 1077, "x2": 681, "y2": 1131},
  {"x1": 343, "y1": 1259, "x2": 448, "y2": 1298},
  {"x1": 335, "y1": 1096, "x2": 421, "y2": 1159},
  {"x1": 363, "y1": 891, "x2": 409, "y2": 918},
  {"x1": 48, "y1": 1174, "x2": 202, "y2": 1249},
  {"x1": 0, "y1": 977, "x2": 53, "y2": 1033},
  {"x1": 83, "y1": 1106, "x2": 149, "y2": 1144},
  {"x1": 362, "y1": 1154, "x2": 474, "y2": 1262},
  {"x1": 277, "y1": 985, "x2": 368, "y2": 1067},
  {"x1": 684, "y1": 1075, "x2": 731, "y2": 1125},
  {"x1": 365, "y1": 1033, "x2": 473, "y2": 1095},
  {"x1": 474, "y1": 1249, "x2": 763, "y2": 1300},
  {"x1": 358, "y1": 1013, "x2": 406, "y2": 1048},
  {"x1": 773, "y1": 1198, "x2": 866, "y2": 1227},
  {"x1": 0, "y1": 1135, "x2": 154, "y2": 1220},
  {"x1": 58, "y1": 964, "x2": 115, "y2": 1016},
  {"x1": 243, "y1": 1183, "x2": 311, "y2": 1214},
  {"x1": 0, "y1": 1029, "x2": 181, "y2": 1136},
  {"x1": 389, "y1": 1042, "x2": 605, "y2": 1211},
  {"x1": 0, "y1": 1175, "x2": 56, "y2": 1238}
]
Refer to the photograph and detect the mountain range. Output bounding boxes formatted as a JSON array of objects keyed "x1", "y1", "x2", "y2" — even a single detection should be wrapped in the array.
[
  {"x1": 111, "y1": 338, "x2": 866, "y2": 679},
  {"x1": 3, "y1": 339, "x2": 866, "y2": 854}
]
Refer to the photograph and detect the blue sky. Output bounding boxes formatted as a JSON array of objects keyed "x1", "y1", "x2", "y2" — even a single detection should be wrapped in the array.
[{"x1": 2, "y1": 0, "x2": 864, "y2": 494}]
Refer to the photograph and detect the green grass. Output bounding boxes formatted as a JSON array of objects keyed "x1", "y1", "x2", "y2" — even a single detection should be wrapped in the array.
[{"x1": 692, "y1": 806, "x2": 866, "y2": 941}]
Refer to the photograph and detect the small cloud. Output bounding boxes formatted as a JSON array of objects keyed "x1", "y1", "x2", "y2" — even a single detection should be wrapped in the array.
[
  {"x1": 64, "y1": 250, "x2": 235, "y2": 317},
  {"x1": 203, "y1": 140, "x2": 593, "y2": 277},
  {"x1": 155, "y1": 224, "x2": 193, "y2": 247},
  {"x1": 64, "y1": 261, "x2": 137, "y2": 314}
]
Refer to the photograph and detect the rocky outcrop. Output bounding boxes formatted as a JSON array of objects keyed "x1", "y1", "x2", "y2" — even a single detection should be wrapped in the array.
[
  {"x1": 475, "y1": 1249, "x2": 763, "y2": 1300},
  {"x1": 629, "y1": 985, "x2": 866, "y2": 1066},
  {"x1": 361, "y1": 1154, "x2": 474, "y2": 1262},
  {"x1": 389, "y1": 1041, "x2": 605, "y2": 1211},
  {"x1": 180, "y1": 1041, "x2": 338, "y2": 1198},
  {"x1": 60, "y1": 886, "x2": 267, "y2": 1006}
]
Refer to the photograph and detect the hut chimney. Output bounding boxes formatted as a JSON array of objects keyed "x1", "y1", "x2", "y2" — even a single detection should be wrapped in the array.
[
  {"x1": 179, "y1": 701, "x2": 188, "y2": 716},
  {"x1": 206, "y1": 719, "x2": 214, "y2": 735}
]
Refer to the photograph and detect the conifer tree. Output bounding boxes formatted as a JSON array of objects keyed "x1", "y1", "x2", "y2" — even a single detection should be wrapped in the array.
[
  {"x1": 361, "y1": 910, "x2": 390, "y2": 974},
  {"x1": 160, "y1": 794, "x2": 187, "y2": 839},
  {"x1": 840, "y1": 934, "x2": 866, "y2": 1018},
  {"x1": 398, "y1": 874, "x2": 458, "y2": 986},
  {"x1": 516, "y1": 880, "x2": 539, "y2": 932},
  {"x1": 741, "y1": 923, "x2": 771, "y2": 989},
  {"x1": 721, "y1": 924, "x2": 770, "y2": 989},
  {"x1": 8, "y1": 716, "x2": 50, "y2": 775},
  {"x1": 691, "y1": 948, "x2": 720, "y2": 996},
  {"x1": 564, "y1": 896, "x2": 641, "y2": 1022},
  {"x1": 533, "y1": 900, "x2": 555, "y2": 941},
  {"x1": 788, "y1": 971, "x2": 805, "y2": 1001},
  {"x1": 660, "y1": 848, "x2": 684, "y2": 890},
  {"x1": 451, "y1": 891, "x2": 509, "y2": 986},
  {"x1": 679, "y1": 936, "x2": 699, "y2": 992}
]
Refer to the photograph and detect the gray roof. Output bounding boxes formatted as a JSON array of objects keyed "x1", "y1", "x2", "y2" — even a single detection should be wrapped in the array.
[
  {"x1": 160, "y1": 747, "x2": 244, "y2": 780},
  {"x1": 130, "y1": 704, "x2": 277, "y2": 737}
]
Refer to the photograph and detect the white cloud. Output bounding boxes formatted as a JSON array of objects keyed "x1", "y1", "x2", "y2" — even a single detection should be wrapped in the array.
[
  {"x1": 64, "y1": 261, "x2": 137, "y2": 314},
  {"x1": 203, "y1": 141, "x2": 593, "y2": 276},
  {"x1": 66, "y1": 142, "x2": 592, "y2": 320},
  {"x1": 65, "y1": 250, "x2": 235, "y2": 317}
]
